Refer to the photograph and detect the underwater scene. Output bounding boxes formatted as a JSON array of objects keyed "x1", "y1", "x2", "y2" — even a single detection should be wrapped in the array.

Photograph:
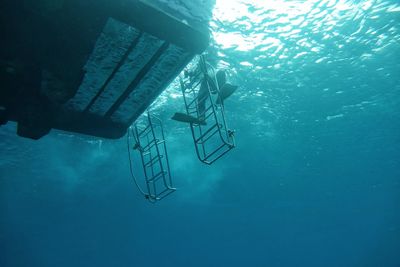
[{"x1": 1, "y1": 0, "x2": 399, "y2": 266}]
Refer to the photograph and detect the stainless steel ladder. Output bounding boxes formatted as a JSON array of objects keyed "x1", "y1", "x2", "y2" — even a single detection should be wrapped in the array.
[
  {"x1": 180, "y1": 56, "x2": 235, "y2": 165},
  {"x1": 130, "y1": 111, "x2": 175, "y2": 202}
]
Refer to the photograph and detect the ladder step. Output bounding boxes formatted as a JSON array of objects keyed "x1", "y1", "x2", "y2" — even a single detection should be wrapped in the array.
[
  {"x1": 195, "y1": 123, "x2": 218, "y2": 143},
  {"x1": 142, "y1": 139, "x2": 157, "y2": 151},
  {"x1": 204, "y1": 109, "x2": 215, "y2": 121},
  {"x1": 155, "y1": 187, "x2": 176, "y2": 199},
  {"x1": 204, "y1": 102, "x2": 214, "y2": 114},
  {"x1": 197, "y1": 128, "x2": 219, "y2": 144},
  {"x1": 147, "y1": 170, "x2": 167, "y2": 182},
  {"x1": 138, "y1": 124, "x2": 151, "y2": 136},
  {"x1": 144, "y1": 155, "x2": 161, "y2": 167},
  {"x1": 192, "y1": 79, "x2": 202, "y2": 89},
  {"x1": 157, "y1": 140, "x2": 165, "y2": 145},
  {"x1": 203, "y1": 143, "x2": 226, "y2": 161},
  {"x1": 188, "y1": 95, "x2": 200, "y2": 107}
]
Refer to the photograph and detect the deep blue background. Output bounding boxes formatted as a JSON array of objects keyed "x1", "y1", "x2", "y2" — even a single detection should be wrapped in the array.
[{"x1": 1, "y1": 0, "x2": 400, "y2": 266}]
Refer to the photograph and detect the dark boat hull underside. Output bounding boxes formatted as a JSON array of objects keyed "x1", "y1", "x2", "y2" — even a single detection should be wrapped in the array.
[{"x1": 0, "y1": 0, "x2": 209, "y2": 139}]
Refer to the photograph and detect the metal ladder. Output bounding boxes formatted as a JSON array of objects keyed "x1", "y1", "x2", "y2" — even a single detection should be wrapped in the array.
[
  {"x1": 180, "y1": 56, "x2": 235, "y2": 165},
  {"x1": 130, "y1": 111, "x2": 175, "y2": 202}
]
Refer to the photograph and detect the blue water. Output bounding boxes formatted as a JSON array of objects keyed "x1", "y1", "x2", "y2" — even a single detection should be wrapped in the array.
[{"x1": 1, "y1": 0, "x2": 400, "y2": 266}]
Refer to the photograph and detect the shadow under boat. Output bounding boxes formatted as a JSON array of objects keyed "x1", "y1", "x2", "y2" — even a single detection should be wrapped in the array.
[{"x1": 0, "y1": 0, "x2": 210, "y2": 139}]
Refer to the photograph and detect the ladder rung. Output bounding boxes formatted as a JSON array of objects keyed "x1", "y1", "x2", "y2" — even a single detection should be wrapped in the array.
[
  {"x1": 145, "y1": 155, "x2": 161, "y2": 167},
  {"x1": 203, "y1": 143, "x2": 226, "y2": 161},
  {"x1": 142, "y1": 139, "x2": 157, "y2": 151},
  {"x1": 204, "y1": 109, "x2": 215, "y2": 121},
  {"x1": 191, "y1": 70, "x2": 201, "y2": 81},
  {"x1": 197, "y1": 127, "x2": 219, "y2": 144},
  {"x1": 142, "y1": 139, "x2": 165, "y2": 153},
  {"x1": 185, "y1": 79, "x2": 202, "y2": 92},
  {"x1": 188, "y1": 95, "x2": 200, "y2": 107},
  {"x1": 204, "y1": 102, "x2": 214, "y2": 113},
  {"x1": 138, "y1": 124, "x2": 151, "y2": 136},
  {"x1": 147, "y1": 170, "x2": 167, "y2": 182},
  {"x1": 157, "y1": 140, "x2": 165, "y2": 145},
  {"x1": 192, "y1": 80, "x2": 202, "y2": 90},
  {"x1": 188, "y1": 84, "x2": 199, "y2": 93},
  {"x1": 195, "y1": 123, "x2": 218, "y2": 143},
  {"x1": 155, "y1": 187, "x2": 176, "y2": 199}
]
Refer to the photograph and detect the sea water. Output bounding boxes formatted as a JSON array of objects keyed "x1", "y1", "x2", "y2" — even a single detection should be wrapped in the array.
[{"x1": 1, "y1": 0, "x2": 399, "y2": 266}]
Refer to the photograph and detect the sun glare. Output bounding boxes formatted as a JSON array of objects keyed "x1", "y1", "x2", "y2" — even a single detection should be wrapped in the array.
[{"x1": 212, "y1": 0, "x2": 367, "y2": 52}]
